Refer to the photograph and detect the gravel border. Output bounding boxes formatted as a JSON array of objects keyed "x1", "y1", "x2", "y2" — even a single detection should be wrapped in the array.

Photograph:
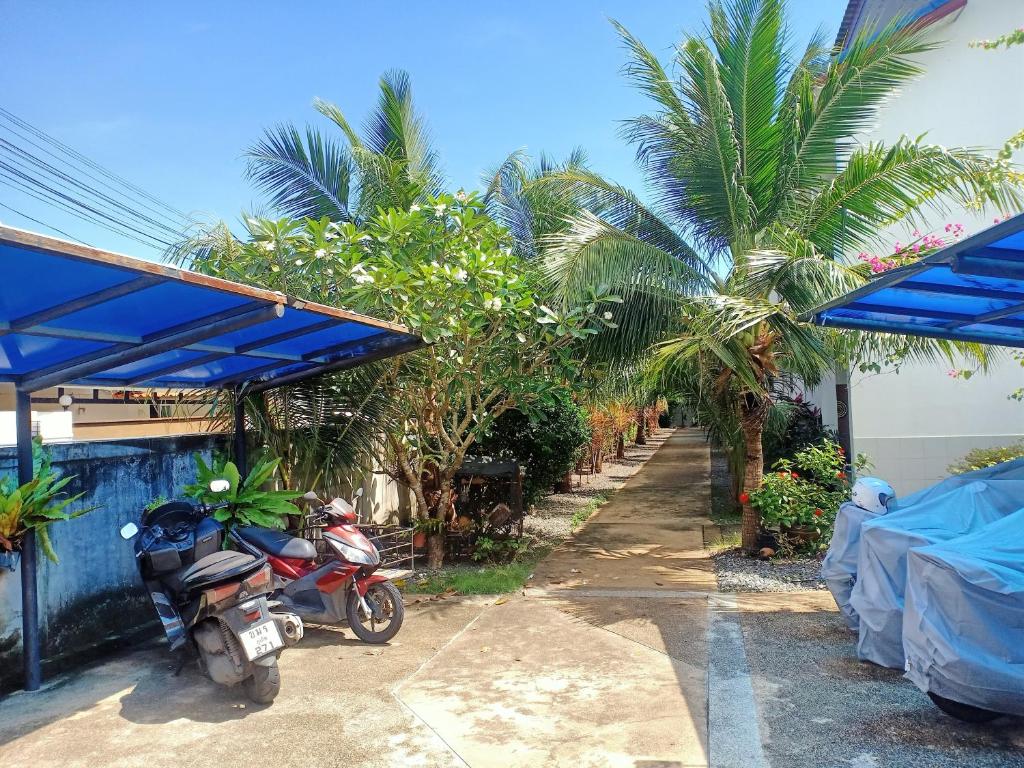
[{"x1": 714, "y1": 549, "x2": 826, "y2": 592}]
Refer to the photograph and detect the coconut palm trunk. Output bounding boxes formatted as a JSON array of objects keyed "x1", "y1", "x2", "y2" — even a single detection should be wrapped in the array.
[{"x1": 739, "y1": 395, "x2": 771, "y2": 552}]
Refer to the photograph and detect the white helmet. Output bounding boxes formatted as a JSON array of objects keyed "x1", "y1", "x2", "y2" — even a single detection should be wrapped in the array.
[{"x1": 851, "y1": 477, "x2": 895, "y2": 515}]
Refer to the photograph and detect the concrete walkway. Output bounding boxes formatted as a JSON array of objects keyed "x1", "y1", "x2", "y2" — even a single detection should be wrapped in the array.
[
  {"x1": 0, "y1": 429, "x2": 725, "y2": 768},
  {"x1": 396, "y1": 428, "x2": 719, "y2": 767}
]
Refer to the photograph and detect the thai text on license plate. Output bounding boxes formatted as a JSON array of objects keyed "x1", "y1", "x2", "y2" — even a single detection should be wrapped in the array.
[{"x1": 239, "y1": 620, "x2": 283, "y2": 660}]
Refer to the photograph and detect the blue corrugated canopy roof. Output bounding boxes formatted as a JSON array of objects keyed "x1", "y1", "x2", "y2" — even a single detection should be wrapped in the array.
[
  {"x1": 0, "y1": 226, "x2": 424, "y2": 394},
  {"x1": 807, "y1": 213, "x2": 1024, "y2": 348}
]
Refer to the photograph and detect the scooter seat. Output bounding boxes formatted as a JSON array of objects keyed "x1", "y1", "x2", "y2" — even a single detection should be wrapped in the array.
[
  {"x1": 235, "y1": 526, "x2": 317, "y2": 560},
  {"x1": 180, "y1": 550, "x2": 264, "y2": 591}
]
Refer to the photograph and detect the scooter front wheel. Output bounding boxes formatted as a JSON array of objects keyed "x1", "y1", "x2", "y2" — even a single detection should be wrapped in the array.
[
  {"x1": 927, "y1": 693, "x2": 1001, "y2": 723},
  {"x1": 346, "y1": 582, "x2": 404, "y2": 644},
  {"x1": 244, "y1": 660, "x2": 281, "y2": 705}
]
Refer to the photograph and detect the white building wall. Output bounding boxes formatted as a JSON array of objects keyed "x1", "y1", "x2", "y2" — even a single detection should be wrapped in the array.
[{"x1": 838, "y1": 0, "x2": 1024, "y2": 493}]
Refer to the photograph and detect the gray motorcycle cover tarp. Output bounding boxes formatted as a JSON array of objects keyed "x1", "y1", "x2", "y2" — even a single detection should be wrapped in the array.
[
  {"x1": 821, "y1": 501, "x2": 890, "y2": 631},
  {"x1": 904, "y1": 507, "x2": 1024, "y2": 715},
  {"x1": 851, "y1": 479, "x2": 1023, "y2": 668}
]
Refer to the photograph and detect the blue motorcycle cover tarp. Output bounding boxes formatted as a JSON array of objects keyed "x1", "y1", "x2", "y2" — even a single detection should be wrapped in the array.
[
  {"x1": 851, "y1": 479, "x2": 1022, "y2": 668},
  {"x1": 904, "y1": 508, "x2": 1024, "y2": 715},
  {"x1": 894, "y1": 456, "x2": 1024, "y2": 510},
  {"x1": 822, "y1": 501, "x2": 891, "y2": 631}
]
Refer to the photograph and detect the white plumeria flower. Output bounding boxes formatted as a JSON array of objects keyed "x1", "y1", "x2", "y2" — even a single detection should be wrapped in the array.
[
  {"x1": 434, "y1": 203, "x2": 447, "y2": 216},
  {"x1": 410, "y1": 204, "x2": 421, "y2": 212},
  {"x1": 485, "y1": 297, "x2": 502, "y2": 311},
  {"x1": 261, "y1": 241, "x2": 275, "y2": 252},
  {"x1": 353, "y1": 274, "x2": 374, "y2": 285},
  {"x1": 603, "y1": 311, "x2": 614, "y2": 320},
  {"x1": 453, "y1": 268, "x2": 468, "y2": 282},
  {"x1": 455, "y1": 190, "x2": 468, "y2": 202},
  {"x1": 315, "y1": 248, "x2": 327, "y2": 259}
]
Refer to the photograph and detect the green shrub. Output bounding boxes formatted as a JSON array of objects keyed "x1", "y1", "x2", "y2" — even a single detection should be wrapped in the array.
[
  {"x1": 470, "y1": 535, "x2": 531, "y2": 563},
  {"x1": 762, "y1": 396, "x2": 836, "y2": 468},
  {"x1": 473, "y1": 392, "x2": 591, "y2": 507},
  {"x1": 749, "y1": 439, "x2": 849, "y2": 551},
  {"x1": 949, "y1": 442, "x2": 1024, "y2": 475}
]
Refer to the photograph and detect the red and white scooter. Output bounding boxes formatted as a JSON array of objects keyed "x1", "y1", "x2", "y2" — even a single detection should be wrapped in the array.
[{"x1": 229, "y1": 490, "x2": 404, "y2": 643}]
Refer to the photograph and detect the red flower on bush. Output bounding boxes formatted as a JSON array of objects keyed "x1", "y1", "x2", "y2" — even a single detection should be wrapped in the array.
[
  {"x1": 791, "y1": 472, "x2": 799, "y2": 479},
  {"x1": 836, "y1": 471, "x2": 847, "y2": 480},
  {"x1": 814, "y1": 508, "x2": 823, "y2": 517},
  {"x1": 739, "y1": 492, "x2": 750, "y2": 504},
  {"x1": 778, "y1": 472, "x2": 787, "y2": 478}
]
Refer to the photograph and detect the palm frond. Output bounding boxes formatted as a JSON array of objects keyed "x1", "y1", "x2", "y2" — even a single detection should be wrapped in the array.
[
  {"x1": 791, "y1": 139, "x2": 1024, "y2": 252},
  {"x1": 245, "y1": 124, "x2": 355, "y2": 222},
  {"x1": 708, "y1": 0, "x2": 787, "y2": 213},
  {"x1": 785, "y1": 20, "x2": 937, "y2": 191}
]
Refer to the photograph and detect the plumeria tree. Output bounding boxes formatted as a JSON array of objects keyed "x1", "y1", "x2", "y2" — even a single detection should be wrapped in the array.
[{"x1": 187, "y1": 194, "x2": 617, "y2": 567}]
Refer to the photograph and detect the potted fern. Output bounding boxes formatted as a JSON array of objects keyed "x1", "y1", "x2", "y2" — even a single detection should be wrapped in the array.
[
  {"x1": 0, "y1": 449, "x2": 96, "y2": 569},
  {"x1": 184, "y1": 453, "x2": 299, "y2": 530}
]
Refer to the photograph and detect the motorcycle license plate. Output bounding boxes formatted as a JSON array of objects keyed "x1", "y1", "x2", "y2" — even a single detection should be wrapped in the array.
[{"x1": 239, "y1": 620, "x2": 283, "y2": 661}]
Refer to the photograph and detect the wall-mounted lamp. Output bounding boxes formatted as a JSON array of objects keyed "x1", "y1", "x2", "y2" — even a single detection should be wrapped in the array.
[{"x1": 58, "y1": 394, "x2": 73, "y2": 411}]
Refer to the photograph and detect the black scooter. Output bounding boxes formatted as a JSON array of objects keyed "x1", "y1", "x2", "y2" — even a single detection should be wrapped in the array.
[{"x1": 119, "y1": 479, "x2": 304, "y2": 704}]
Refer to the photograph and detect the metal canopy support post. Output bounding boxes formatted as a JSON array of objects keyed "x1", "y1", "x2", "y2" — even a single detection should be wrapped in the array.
[
  {"x1": 233, "y1": 389, "x2": 247, "y2": 478},
  {"x1": 16, "y1": 388, "x2": 40, "y2": 691}
]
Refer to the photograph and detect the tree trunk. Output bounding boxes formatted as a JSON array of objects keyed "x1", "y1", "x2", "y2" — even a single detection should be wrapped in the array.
[
  {"x1": 635, "y1": 408, "x2": 647, "y2": 445},
  {"x1": 615, "y1": 433, "x2": 625, "y2": 459},
  {"x1": 427, "y1": 531, "x2": 445, "y2": 569},
  {"x1": 739, "y1": 397, "x2": 770, "y2": 554},
  {"x1": 555, "y1": 471, "x2": 573, "y2": 494},
  {"x1": 426, "y1": 485, "x2": 455, "y2": 569}
]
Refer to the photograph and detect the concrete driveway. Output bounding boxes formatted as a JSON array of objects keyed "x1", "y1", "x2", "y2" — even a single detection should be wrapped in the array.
[{"x1": 3, "y1": 429, "x2": 1024, "y2": 768}]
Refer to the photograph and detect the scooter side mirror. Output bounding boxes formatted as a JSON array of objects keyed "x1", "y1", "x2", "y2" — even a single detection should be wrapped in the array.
[
  {"x1": 353, "y1": 488, "x2": 364, "y2": 499},
  {"x1": 119, "y1": 522, "x2": 139, "y2": 540},
  {"x1": 209, "y1": 479, "x2": 231, "y2": 493},
  {"x1": 302, "y1": 491, "x2": 320, "y2": 502}
]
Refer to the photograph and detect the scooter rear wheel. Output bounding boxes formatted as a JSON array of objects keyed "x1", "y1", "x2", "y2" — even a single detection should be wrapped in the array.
[
  {"x1": 346, "y1": 582, "x2": 404, "y2": 644},
  {"x1": 244, "y1": 660, "x2": 281, "y2": 705},
  {"x1": 928, "y1": 693, "x2": 1001, "y2": 723}
]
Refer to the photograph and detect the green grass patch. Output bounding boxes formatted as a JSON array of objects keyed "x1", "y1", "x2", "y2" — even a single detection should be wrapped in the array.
[
  {"x1": 570, "y1": 492, "x2": 610, "y2": 531},
  {"x1": 405, "y1": 546, "x2": 551, "y2": 595}
]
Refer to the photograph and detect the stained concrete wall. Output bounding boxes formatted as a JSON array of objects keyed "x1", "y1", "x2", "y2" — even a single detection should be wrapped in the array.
[{"x1": 0, "y1": 434, "x2": 220, "y2": 692}]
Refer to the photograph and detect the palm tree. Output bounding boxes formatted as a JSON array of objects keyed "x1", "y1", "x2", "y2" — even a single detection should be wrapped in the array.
[
  {"x1": 531, "y1": 0, "x2": 1020, "y2": 551},
  {"x1": 246, "y1": 69, "x2": 443, "y2": 221}
]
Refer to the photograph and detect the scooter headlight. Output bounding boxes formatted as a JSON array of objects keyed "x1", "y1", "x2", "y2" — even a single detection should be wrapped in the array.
[{"x1": 326, "y1": 536, "x2": 379, "y2": 566}]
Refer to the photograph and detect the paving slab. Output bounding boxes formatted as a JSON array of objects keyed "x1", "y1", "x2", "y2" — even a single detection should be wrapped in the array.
[
  {"x1": 395, "y1": 596, "x2": 709, "y2": 768},
  {"x1": 0, "y1": 596, "x2": 489, "y2": 768}
]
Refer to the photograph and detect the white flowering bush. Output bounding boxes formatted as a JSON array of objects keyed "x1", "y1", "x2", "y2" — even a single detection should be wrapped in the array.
[{"x1": 194, "y1": 193, "x2": 618, "y2": 567}]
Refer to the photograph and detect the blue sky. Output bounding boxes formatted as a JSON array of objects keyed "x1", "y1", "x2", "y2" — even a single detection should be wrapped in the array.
[{"x1": 0, "y1": 1, "x2": 846, "y2": 258}]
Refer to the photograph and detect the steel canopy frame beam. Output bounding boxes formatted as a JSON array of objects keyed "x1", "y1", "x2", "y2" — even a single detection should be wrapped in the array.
[
  {"x1": 952, "y1": 254, "x2": 1024, "y2": 281},
  {"x1": 6, "y1": 275, "x2": 162, "y2": 332},
  {"x1": 21, "y1": 302, "x2": 285, "y2": 392},
  {"x1": 844, "y1": 301, "x2": 1024, "y2": 329},
  {"x1": 16, "y1": 389, "x2": 39, "y2": 691},
  {"x1": 243, "y1": 338, "x2": 424, "y2": 395},
  {"x1": 816, "y1": 315, "x2": 1024, "y2": 349}
]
